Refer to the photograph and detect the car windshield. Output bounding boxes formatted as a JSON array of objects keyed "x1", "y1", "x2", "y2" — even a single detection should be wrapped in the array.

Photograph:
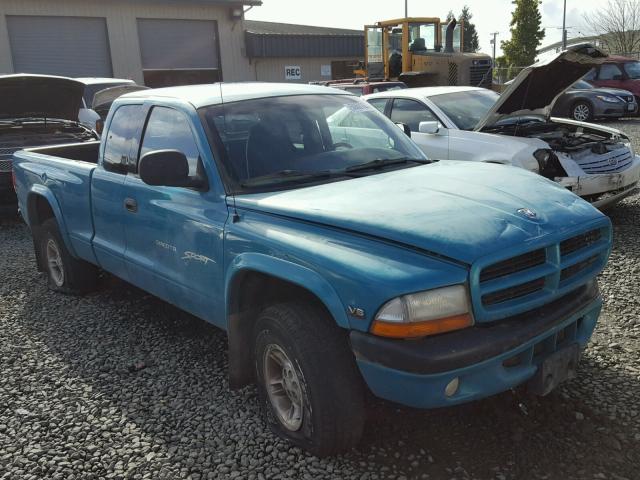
[
  {"x1": 623, "y1": 61, "x2": 640, "y2": 79},
  {"x1": 200, "y1": 94, "x2": 427, "y2": 192},
  {"x1": 429, "y1": 89, "x2": 500, "y2": 130},
  {"x1": 572, "y1": 80, "x2": 593, "y2": 90}
]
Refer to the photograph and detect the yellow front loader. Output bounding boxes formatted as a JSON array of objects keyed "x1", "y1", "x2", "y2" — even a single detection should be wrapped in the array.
[{"x1": 360, "y1": 18, "x2": 492, "y2": 88}]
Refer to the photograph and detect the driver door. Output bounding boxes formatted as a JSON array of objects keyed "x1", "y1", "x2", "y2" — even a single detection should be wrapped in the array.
[
  {"x1": 389, "y1": 98, "x2": 449, "y2": 159},
  {"x1": 122, "y1": 106, "x2": 227, "y2": 324}
]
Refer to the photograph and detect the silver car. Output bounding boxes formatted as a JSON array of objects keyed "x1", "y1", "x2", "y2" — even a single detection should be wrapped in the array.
[{"x1": 551, "y1": 79, "x2": 638, "y2": 121}]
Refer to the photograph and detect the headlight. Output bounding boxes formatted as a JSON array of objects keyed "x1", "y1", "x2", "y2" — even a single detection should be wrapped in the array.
[
  {"x1": 595, "y1": 95, "x2": 620, "y2": 103},
  {"x1": 371, "y1": 285, "x2": 473, "y2": 338},
  {"x1": 533, "y1": 149, "x2": 552, "y2": 172}
]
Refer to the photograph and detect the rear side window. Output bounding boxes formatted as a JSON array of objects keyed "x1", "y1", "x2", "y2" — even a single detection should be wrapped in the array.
[
  {"x1": 140, "y1": 107, "x2": 201, "y2": 177},
  {"x1": 368, "y1": 98, "x2": 388, "y2": 113},
  {"x1": 390, "y1": 98, "x2": 438, "y2": 131},
  {"x1": 103, "y1": 104, "x2": 145, "y2": 173}
]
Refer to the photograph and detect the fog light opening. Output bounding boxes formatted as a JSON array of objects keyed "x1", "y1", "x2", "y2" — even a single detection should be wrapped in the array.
[{"x1": 445, "y1": 377, "x2": 459, "y2": 397}]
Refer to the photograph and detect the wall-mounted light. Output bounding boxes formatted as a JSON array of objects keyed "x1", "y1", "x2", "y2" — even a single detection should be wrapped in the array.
[{"x1": 229, "y1": 7, "x2": 243, "y2": 20}]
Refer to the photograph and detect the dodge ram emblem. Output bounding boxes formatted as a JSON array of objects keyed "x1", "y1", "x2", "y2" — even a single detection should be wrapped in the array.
[
  {"x1": 517, "y1": 208, "x2": 537, "y2": 219},
  {"x1": 608, "y1": 158, "x2": 618, "y2": 166}
]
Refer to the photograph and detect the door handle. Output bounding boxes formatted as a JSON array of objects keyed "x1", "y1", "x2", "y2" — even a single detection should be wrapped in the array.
[{"x1": 124, "y1": 198, "x2": 138, "y2": 213}]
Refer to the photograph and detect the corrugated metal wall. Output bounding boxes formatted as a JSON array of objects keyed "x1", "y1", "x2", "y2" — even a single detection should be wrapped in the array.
[
  {"x1": 0, "y1": 0, "x2": 253, "y2": 83},
  {"x1": 245, "y1": 33, "x2": 363, "y2": 58},
  {"x1": 252, "y1": 57, "x2": 359, "y2": 83}
]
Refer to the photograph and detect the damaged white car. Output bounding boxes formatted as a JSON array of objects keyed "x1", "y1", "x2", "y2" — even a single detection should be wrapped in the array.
[{"x1": 363, "y1": 44, "x2": 640, "y2": 209}]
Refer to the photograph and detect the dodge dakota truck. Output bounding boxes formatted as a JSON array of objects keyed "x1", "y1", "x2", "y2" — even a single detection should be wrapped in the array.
[{"x1": 13, "y1": 83, "x2": 612, "y2": 456}]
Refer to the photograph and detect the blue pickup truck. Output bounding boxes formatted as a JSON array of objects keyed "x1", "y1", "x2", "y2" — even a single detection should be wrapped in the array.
[{"x1": 13, "y1": 83, "x2": 612, "y2": 455}]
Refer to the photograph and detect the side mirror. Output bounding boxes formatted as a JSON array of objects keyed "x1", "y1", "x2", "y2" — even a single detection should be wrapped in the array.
[
  {"x1": 139, "y1": 150, "x2": 205, "y2": 189},
  {"x1": 419, "y1": 121, "x2": 440, "y2": 134},
  {"x1": 395, "y1": 122, "x2": 411, "y2": 137}
]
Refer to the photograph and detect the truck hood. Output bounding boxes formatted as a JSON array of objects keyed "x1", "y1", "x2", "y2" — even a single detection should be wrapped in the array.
[
  {"x1": 0, "y1": 74, "x2": 85, "y2": 122},
  {"x1": 476, "y1": 44, "x2": 609, "y2": 131},
  {"x1": 233, "y1": 161, "x2": 603, "y2": 265}
]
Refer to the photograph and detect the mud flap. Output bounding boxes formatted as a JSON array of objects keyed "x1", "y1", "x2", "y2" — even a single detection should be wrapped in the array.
[{"x1": 527, "y1": 343, "x2": 580, "y2": 396}]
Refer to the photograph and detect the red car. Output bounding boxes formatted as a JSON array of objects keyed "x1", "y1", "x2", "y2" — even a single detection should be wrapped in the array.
[{"x1": 585, "y1": 55, "x2": 640, "y2": 105}]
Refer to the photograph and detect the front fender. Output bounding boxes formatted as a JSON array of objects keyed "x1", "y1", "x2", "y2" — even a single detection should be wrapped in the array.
[
  {"x1": 225, "y1": 252, "x2": 349, "y2": 329},
  {"x1": 26, "y1": 185, "x2": 77, "y2": 257}
]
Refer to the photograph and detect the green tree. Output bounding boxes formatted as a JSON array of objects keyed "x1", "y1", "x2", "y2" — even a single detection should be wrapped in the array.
[
  {"x1": 446, "y1": 10, "x2": 455, "y2": 23},
  {"x1": 501, "y1": 0, "x2": 545, "y2": 67},
  {"x1": 459, "y1": 5, "x2": 480, "y2": 52}
]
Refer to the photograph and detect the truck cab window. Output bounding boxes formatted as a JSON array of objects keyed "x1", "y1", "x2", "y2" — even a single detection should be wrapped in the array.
[
  {"x1": 140, "y1": 107, "x2": 201, "y2": 177},
  {"x1": 103, "y1": 104, "x2": 145, "y2": 173}
]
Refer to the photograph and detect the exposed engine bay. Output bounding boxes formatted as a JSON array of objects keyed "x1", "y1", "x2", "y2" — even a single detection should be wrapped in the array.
[
  {"x1": 0, "y1": 121, "x2": 97, "y2": 170},
  {"x1": 485, "y1": 120, "x2": 634, "y2": 180}
]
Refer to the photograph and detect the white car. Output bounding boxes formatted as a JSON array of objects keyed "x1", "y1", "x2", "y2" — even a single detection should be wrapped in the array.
[
  {"x1": 76, "y1": 77, "x2": 136, "y2": 130},
  {"x1": 363, "y1": 44, "x2": 640, "y2": 209}
]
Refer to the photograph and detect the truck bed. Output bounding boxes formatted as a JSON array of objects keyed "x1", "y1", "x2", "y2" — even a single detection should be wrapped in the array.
[
  {"x1": 13, "y1": 141, "x2": 102, "y2": 264},
  {"x1": 25, "y1": 140, "x2": 101, "y2": 163}
]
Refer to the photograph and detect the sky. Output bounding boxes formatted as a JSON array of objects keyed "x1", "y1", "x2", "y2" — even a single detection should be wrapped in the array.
[{"x1": 245, "y1": 0, "x2": 605, "y2": 58}]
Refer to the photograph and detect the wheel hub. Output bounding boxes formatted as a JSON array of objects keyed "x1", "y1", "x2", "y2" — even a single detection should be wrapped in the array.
[
  {"x1": 264, "y1": 344, "x2": 304, "y2": 431},
  {"x1": 573, "y1": 104, "x2": 590, "y2": 121},
  {"x1": 46, "y1": 239, "x2": 64, "y2": 287}
]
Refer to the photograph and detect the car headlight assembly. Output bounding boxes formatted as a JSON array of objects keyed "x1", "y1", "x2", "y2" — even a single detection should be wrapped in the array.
[
  {"x1": 595, "y1": 95, "x2": 620, "y2": 103},
  {"x1": 533, "y1": 149, "x2": 552, "y2": 172},
  {"x1": 371, "y1": 285, "x2": 473, "y2": 338}
]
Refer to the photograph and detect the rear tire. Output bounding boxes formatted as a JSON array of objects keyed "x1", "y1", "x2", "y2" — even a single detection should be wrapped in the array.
[
  {"x1": 39, "y1": 218, "x2": 99, "y2": 294},
  {"x1": 571, "y1": 101, "x2": 593, "y2": 122},
  {"x1": 253, "y1": 302, "x2": 365, "y2": 456}
]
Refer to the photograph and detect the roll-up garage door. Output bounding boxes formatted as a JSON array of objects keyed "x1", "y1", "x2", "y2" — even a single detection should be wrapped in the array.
[
  {"x1": 137, "y1": 19, "x2": 221, "y2": 87},
  {"x1": 6, "y1": 16, "x2": 113, "y2": 77}
]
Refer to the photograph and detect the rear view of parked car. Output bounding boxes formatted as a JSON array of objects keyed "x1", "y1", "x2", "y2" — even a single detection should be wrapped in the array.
[
  {"x1": 552, "y1": 79, "x2": 637, "y2": 121},
  {"x1": 0, "y1": 74, "x2": 98, "y2": 210}
]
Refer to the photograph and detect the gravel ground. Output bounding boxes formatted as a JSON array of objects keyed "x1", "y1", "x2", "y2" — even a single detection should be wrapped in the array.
[{"x1": 1, "y1": 120, "x2": 640, "y2": 479}]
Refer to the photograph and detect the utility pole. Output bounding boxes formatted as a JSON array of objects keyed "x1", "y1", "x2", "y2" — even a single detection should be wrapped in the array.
[
  {"x1": 562, "y1": 0, "x2": 567, "y2": 50},
  {"x1": 490, "y1": 32, "x2": 498, "y2": 67},
  {"x1": 404, "y1": 0, "x2": 408, "y2": 17}
]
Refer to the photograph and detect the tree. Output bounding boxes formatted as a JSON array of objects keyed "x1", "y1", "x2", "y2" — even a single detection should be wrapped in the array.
[
  {"x1": 501, "y1": 0, "x2": 545, "y2": 67},
  {"x1": 459, "y1": 5, "x2": 480, "y2": 52},
  {"x1": 446, "y1": 10, "x2": 455, "y2": 23},
  {"x1": 584, "y1": 0, "x2": 640, "y2": 54}
]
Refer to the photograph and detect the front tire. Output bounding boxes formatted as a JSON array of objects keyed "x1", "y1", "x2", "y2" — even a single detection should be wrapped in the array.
[
  {"x1": 39, "y1": 218, "x2": 99, "y2": 294},
  {"x1": 571, "y1": 101, "x2": 593, "y2": 122},
  {"x1": 254, "y1": 302, "x2": 365, "y2": 456}
]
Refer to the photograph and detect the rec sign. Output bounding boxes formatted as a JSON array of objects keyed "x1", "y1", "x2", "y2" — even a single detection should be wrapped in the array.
[{"x1": 285, "y1": 66, "x2": 302, "y2": 80}]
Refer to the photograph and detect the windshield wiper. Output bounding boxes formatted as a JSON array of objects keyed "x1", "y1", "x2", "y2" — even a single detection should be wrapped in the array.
[
  {"x1": 344, "y1": 157, "x2": 432, "y2": 173},
  {"x1": 240, "y1": 169, "x2": 360, "y2": 188}
]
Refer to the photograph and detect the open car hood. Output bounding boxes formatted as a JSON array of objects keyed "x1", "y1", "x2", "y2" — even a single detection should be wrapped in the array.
[
  {"x1": 0, "y1": 74, "x2": 85, "y2": 122},
  {"x1": 475, "y1": 44, "x2": 609, "y2": 131},
  {"x1": 92, "y1": 85, "x2": 150, "y2": 110}
]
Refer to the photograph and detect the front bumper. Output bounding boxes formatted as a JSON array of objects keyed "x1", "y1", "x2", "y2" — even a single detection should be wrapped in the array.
[
  {"x1": 556, "y1": 154, "x2": 640, "y2": 209},
  {"x1": 594, "y1": 101, "x2": 637, "y2": 117},
  {"x1": 351, "y1": 282, "x2": 601, "y2": 409}
]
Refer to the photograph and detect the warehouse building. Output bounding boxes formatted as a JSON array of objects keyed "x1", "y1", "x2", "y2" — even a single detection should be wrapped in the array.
[
  {"x1": 244, "y1": 20, "x2": 363, "y2": 82},
  {"x1": 0, "y1": 0, "x2": 364, "y2": 87}
]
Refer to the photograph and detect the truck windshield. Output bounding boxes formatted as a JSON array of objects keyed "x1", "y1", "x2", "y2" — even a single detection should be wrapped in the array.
[
  {"x1": 200, "y1": 94, "x2": 427, "y2": 192},
  {"x1": 429, "y1": 89, "x2": 500, "y2": 130}
]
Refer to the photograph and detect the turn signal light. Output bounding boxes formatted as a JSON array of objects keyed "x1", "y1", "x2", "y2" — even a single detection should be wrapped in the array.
[{"x1": 370, "y1": 313, "x2": 473, "y2": 339}]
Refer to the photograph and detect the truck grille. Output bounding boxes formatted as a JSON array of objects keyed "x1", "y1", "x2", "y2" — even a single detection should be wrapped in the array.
[
  {"x1": 0, "y1": 159, "x2": 11, "y2": 172},
  {"x1": 470, "y1": 62, "x2": 492, "y2": 88},
  {"x1": 577, "y1": 147, "x2": 633, "y2": 174},
  {"x1": 472, "y1": 225, "x2": 610, "y2": 322}
]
